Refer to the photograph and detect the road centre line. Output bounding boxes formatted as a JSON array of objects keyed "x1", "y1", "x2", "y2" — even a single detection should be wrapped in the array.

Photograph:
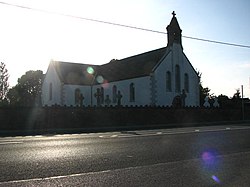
[{"x1": 1, "y1": 150, "x2": 250, "y2": 185}]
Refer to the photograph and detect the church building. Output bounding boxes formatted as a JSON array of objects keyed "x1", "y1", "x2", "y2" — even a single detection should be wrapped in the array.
[{"x1": 41, "y1": 12, "x2": 200, "y2": 107}]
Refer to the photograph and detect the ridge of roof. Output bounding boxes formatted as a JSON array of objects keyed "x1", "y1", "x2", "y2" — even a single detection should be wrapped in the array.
[
  {"x1": 54, "y1": 60, "x2": 99, "y2": 67},
  {"x1": 98, "y1": 47, "x2": 167, "y2": 82},
  {"x1": 105, "y1": 47, "x2": 167, "y2": 64}
]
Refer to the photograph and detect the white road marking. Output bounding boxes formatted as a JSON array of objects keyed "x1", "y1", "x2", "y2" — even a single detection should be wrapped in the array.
[
  {"x1": 0, "y1": 141, "x2": 23, "y2": 145},
  {"x1": 90, "y1": 126, "x2": 250, "y2": 139},
  {"x1": 115, "y1": 126, "x2": 250, "y2": 138},
  {"x1": 0, "y1": 169, "x2": 113, "y2": 185}
]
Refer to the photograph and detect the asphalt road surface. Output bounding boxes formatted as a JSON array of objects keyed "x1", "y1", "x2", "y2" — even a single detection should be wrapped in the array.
[{"x1": 1, "y1": 124, "x2": 250, "y2": 186}]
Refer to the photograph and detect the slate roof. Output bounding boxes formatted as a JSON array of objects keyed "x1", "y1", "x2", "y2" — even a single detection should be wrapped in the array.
[
  {"x1": 52, "y1": 47, "x2": 168, "y2": 85},
  {"x1": 53, "y1": 61, "x2": 98, "y2": 85}
]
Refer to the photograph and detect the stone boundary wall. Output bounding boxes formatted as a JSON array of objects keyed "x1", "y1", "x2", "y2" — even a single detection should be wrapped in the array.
[{"x1": 0, "y1": 106, "x2": 249, "y2": 132}]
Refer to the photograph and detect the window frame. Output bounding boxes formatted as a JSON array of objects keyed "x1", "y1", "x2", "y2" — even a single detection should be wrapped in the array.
[
  {"x1": 129, "y1": 83, "x2": 135, "y2": 102},
  {"x1": 112, "y1": 85, "x2": 117, "y2": 103},
  {"x1": 184, "y1": 73, "x2": 189, "y2": 93},
  {"x1": 49, "y1": 83, "x2": 52, "y2": 100},
  {"x1": 75, "y1": 88, "x2": 81, "y2": 105},
  {"x1": 175, "y1": 65, "x2": 181, "y2": 92},
  {"x1": 166, "y1": 71, "x2": 172, "y2": 92}
]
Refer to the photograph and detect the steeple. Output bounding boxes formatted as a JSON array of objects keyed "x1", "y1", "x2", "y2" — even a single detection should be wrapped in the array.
[{"x1": 166, "y1": 11, "x2": 182, "y2": 48}]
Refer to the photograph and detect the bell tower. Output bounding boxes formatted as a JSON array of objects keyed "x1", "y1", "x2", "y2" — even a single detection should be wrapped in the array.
[{"x1": 166, "y1": 11, "x2": 182, "y2": 48}]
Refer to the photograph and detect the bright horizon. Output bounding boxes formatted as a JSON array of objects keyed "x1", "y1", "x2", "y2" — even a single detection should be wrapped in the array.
[{"x1": 0, "y1": 0, "x2": 249, "y2": 98}]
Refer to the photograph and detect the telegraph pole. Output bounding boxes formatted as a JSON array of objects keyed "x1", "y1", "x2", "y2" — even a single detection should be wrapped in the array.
[{"x1": 241, "y1": 85, "x2": 244, "y2": 120}]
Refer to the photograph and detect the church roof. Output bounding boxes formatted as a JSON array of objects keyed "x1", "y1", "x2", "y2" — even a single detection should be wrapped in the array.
[
  {"x1": 52, "y1": 61, "x2": 98, "y2": 85},
  {"x1": 99, "y1": 47, "x2": 167, "y2": 82},
  {"x1": 52, "y1": 47, "x2": 167, "y2": 85}
]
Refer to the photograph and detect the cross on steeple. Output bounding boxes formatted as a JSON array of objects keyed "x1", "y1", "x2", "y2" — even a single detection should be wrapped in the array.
[
  {"x1": 166, "y1": 11, "x2": 182, "y2": 48},
  {"x1": 172, "y1": 11, "x2": 176, "y2": 17}
]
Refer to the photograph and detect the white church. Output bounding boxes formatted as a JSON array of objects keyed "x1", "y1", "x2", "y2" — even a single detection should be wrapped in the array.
[{"x1": 41, "y1": 12, "x2": 200, "y2": 107}]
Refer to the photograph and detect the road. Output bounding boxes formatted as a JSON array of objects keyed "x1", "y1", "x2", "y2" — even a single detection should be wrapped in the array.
[{"x1": 1, "y1": 124, "x2": 250, "y2": 186}]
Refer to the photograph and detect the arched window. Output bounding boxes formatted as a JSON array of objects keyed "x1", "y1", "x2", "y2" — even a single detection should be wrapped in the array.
[
  {"x1": 112, "y1": 85, "x2": 117, "y2": 103},
  {"x1": 49, "y1": 83, "x2": 52, "y2": 100},
  {"x1": 75, "y1": 88, "x2": 81, "y2": 105},
  {"x1": 130, "y1": 83, "x2": 135, "y2": 102},
  {"x1": 175, "y1": 65, "x2": 180, "y2": 92},
  {"x1": 166, "y1": 71, "x2": 172, "y2": 92},
  {"x1": 100, "y1": 87, "x2": 104, "y2": 104},
  {"x1": 184, "y1": 73, "x2": 189, "y2": 93}
]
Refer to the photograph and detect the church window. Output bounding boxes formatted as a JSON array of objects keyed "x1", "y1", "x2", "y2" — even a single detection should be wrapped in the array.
[
  {"x1": 112, "y1": 85, "x2": 117, "y2": 103},
  {"x1": 175, "y1": 65, "x2": 181, "y2": 92},
  {"x1": 166, "y1": 71, "x2": 172, "y2": 92},
  {"x1": 75, "y1": 88, "x2": 81, "y2": 105},
  {"x1": 49, "y1": 83, "x2": 52, "y2": 100},
  {"x1": 184, "y1": 73, "x2": 189, "y2": 93},
  {"x1": 130, "y1": 83, "x2": 135, "y2": 102},
  {"x1": 100, "y1": 87, "x2": 104, "y2": 104}
]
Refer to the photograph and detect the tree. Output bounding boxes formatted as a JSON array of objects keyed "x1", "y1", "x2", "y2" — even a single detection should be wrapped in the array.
[
  {"x1": 0, "y1": 62, "x2": 9, "y2": 105},
  {"x1": 7, "y1": 85, "x2": 20, "y2": 106},
  {"x1": 217, "y1": 94, "x2": 230, "y2": 108},
  {"x1": 232, "y1": 88, "x2": 241, "y2": 99},
  {"x1": 197, "y1": 70, "x2": 213, "y2": 105},
  {"x1": 8, "y1": 70, "x2": 44, "y2": 106}
]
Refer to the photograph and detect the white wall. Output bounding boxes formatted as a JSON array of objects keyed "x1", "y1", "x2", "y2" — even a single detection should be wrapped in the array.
[
  {"x1": 59, "y1": 76, "x2": 151, "y2": 107},
  {"x1": 42, "y1": 63, "x2": 152, "y2": 107},
  {"x1": 182, "y1": 53, "x2": 200, "y2": 106},
  {"x1": 63, "y1": 85, "x2": 91, "y2": 106},
  {"x1": 154, "y1": 49, "x2": 174, "y2": 106},
  {"x1": 42, "y1": 63, "x2": 62, "y2": 106},
  {"x1": 92, "y1": 76, "x2": 151, "y2": 106},
  {"x1": 154, "y1": 43, "x2": 199, "y2": 106}
]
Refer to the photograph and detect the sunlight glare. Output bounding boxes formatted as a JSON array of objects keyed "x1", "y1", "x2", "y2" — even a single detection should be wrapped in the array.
[{"x1": 87, "y1": 66, "x2": 95, "y2": 75}]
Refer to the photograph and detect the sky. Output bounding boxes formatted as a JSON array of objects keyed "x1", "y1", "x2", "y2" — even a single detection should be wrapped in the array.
[{"x1": 0, "y1": 0, "x2": 249, "y2": 98}]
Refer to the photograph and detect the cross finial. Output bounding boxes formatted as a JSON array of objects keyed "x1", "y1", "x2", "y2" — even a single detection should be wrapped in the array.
[{"x1": 172, "y1": 11, "x2": 176, "y2": 17}]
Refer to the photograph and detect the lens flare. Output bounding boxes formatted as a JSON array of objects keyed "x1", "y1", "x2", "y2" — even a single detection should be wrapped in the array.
[
  {"x1": 96, "y1": 75, "x2": 104, "y2": 84},
  {"x1": 212, "y1": 175, "x2": 220, "y2": 183},
  {"x1": 202, "y1": 151, "x2": 215, "y2": 165},
  {"x1": 87, "y1": 67, "x2": 95, "y2": 74},
  {"x1": 201, "y1": 150, "x2": 222, "y2": 184}
]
